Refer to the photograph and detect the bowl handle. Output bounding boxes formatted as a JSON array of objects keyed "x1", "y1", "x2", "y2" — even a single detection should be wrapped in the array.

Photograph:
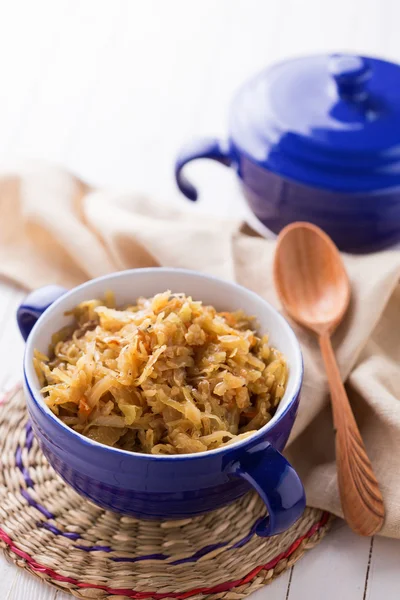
[
  {"x1": 17, "y1": 285, "x2": 67, "y2": 341},
  {"x1": 229, "y1": 444, "x2": 306, "y2": 536},
  {"x1": 175, "y1": 137, "x2": 231, "y2": 201}
]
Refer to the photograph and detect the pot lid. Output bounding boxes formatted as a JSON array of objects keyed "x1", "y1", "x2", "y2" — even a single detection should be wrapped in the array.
[{"x1": 229, "y1": 54, "x2": 400, "y2": 192}]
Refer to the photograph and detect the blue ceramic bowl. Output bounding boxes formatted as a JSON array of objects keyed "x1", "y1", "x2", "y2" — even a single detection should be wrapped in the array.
[
  {"x1": 176, "y1": 144, "x2": 400, "y2": 253},
  {"x1": 175, "y1": 54, "x2": 400, "y2": 253},
  {"x1": 17, "y1": 268, "x2": 305, "y2": 537}
]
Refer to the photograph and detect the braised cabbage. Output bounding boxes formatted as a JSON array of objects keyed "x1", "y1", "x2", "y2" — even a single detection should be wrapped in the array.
[{"x1": 34, "y1": 291, "x2": 287, "y2": 454}]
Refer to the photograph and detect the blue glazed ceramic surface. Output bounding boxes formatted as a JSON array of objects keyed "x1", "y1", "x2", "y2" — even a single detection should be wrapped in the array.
[
  {"x1": 18, "y1": 269, "x2": 305, "y2": 537},
  {"x1": 175, "y1": 53, "x2": 400, "y2": 253}
]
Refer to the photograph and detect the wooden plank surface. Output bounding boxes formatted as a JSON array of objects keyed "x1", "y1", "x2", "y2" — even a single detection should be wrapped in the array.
[
  {"x1": 289, "y1": 520, "x2": 372, "y2": 600},
  {"x1": 0, "y1": 1, "x2": 400, "y2": 598},
  {"x1": 365, "y1": 536, "x2": 400, "y2": 600}
]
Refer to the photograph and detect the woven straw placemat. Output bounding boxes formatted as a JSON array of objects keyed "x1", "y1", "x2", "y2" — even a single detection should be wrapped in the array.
[{"x1": 0, "y1": 385, "x2": 332, "y2": 600}]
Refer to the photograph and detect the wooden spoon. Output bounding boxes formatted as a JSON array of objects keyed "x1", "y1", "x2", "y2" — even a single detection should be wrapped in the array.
[{"x1": 273, "y1": 221, "x2": 384, "y2": 536}]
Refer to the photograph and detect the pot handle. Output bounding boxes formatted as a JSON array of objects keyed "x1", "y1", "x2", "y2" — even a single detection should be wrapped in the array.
[
  {"x1": 175, "y1": 137, "x2": 232, "y2": 201},
  {"x1": 17, "y1": 285, "x2": 68, "y2": 341},
  {"x1": 229, "y1": 444, "x2": 306, "y2": 537}
]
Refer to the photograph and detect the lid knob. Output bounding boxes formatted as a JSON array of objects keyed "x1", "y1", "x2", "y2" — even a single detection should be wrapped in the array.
[{"x1": 329, "y1": 54, "x2": 372, "y2": 101}]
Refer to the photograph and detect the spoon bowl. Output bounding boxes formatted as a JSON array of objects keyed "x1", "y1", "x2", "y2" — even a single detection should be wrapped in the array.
[
  {"x1": 274, "y1": 222, "x2": 385, "y2": 537},
  {"x1": 273, "y1": 222, "x2": 350, "y2": 334}
]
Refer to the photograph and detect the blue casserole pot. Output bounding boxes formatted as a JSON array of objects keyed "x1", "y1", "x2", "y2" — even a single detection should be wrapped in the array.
[
  {"x1": 17, "y1": 269, "x2": 305, "y2": 537},
  {"x1": 175, "y1": 53, "x2": 400, "y2": 253}
]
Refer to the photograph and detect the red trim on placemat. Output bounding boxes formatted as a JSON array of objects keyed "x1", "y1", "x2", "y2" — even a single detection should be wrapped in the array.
[{"x1": 0, "y1": 512, "x2": 330, "y2": 599}]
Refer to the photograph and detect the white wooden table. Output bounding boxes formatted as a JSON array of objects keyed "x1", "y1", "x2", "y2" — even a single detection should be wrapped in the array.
[{"x1": 0, "y1": 1, "x2": 399, "y2": 598}]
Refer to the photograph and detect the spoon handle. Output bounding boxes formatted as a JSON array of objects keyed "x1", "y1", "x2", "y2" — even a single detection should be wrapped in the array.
[{"x1": 319, "y1": 332, "x2": 385, "y2": 536}]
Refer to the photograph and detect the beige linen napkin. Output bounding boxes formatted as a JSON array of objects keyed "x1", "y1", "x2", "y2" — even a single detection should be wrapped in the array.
[{"x1": 1, "y1": 163, "x2": 400, "y2": 537}]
